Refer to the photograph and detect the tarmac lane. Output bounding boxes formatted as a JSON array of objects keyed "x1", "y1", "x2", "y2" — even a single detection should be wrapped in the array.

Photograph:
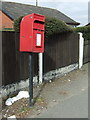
[
  {"x1": 37, "y1": 88, "x2": 88, "y2": 118},
  {"x1": 27, "y1": 63, "x2": 88, "y2": 118}
]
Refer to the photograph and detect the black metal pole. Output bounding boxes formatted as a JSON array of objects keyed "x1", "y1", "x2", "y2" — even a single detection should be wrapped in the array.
[{"x1": 29, "y1": 53, "x2": 33, "y2": 107}]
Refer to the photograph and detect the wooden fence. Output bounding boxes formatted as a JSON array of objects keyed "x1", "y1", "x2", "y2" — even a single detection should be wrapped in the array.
[
  {"x1": 2, "y1": 31, "x2": 79, "y2": 85},
  {"x1": 83, "y1": 40, "x2": 90, "y2": 63}
]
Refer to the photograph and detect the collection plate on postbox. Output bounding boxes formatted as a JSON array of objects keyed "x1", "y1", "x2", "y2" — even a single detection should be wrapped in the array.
[{"x1": 20, "y1": 13, "x2": 45, "y2": 53}]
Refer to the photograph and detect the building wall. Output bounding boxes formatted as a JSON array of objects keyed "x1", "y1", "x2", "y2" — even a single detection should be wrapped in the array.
[{"x1": 0, "y1": 11, "x2": 14, "y2": 29}]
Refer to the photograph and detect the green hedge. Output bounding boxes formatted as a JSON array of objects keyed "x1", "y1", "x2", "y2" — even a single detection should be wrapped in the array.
[
  {"x1": 14, "y1": 15, "x2": 73, "y2": 39},
  {"x1": 14, "y1": 16, "x2": 24, "y2": 32},
  {"x1": 75, "y1": 26, "x2": 90, "y2": 33},
  {"x1": 75, "y1": 26, "x2": 90, "y2": 41},
  {"x1": 45, "y1": 16, "x2": 73, "y2": 39}
]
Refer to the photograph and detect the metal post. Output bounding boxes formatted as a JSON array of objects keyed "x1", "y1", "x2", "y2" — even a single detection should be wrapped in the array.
[{"x1": 29, "y1": 53, "x2": 33, "y2": 107}]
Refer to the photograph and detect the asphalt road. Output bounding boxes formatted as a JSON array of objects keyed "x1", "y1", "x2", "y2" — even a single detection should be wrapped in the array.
[
  {"x1": 27, "y1": 63, "x2": 88, "y2": 118},
  {"x1": 37, "y1": 88, "x2": 88, "y2": 118}
]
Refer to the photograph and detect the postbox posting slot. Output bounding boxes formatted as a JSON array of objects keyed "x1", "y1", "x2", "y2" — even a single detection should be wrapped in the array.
[{"x1": 33, "y1": 20, "x2": 44, "y2": 30}]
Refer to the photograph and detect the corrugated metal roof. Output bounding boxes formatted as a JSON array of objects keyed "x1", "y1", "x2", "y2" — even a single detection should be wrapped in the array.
[{"x1": 1, "y1": 1, "x2": 80, "y2": 25}]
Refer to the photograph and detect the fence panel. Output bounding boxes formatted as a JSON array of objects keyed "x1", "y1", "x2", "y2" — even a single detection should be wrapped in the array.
[
  {"x1": 44, "y1": 33, "x2": 79, "y2": 73},
  {"x1": 2, "y1": 31, "x2": 79, "y2": 85},
  {"x1": 83, "y1": 40, "x2": 90, "y2": 63}
]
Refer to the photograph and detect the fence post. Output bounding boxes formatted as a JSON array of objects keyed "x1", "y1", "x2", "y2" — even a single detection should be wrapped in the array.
[
  {"x1": 39, "y1": 53, "x2": 43, "y2": 84},
  {"x1": 78, "y1": 32, "x2": 84, "y2": 69}
]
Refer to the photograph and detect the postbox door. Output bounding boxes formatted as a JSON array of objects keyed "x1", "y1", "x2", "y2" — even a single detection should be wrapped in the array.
[
  {"x1": 33, "y1": 29, "x2": 44, "y2": 52},
  {"x1": 36, "y1": 33, "x2": 42, "y2": 47}
]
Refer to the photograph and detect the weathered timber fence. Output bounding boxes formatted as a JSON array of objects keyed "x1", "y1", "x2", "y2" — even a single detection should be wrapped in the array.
[
  {"x1": 2, "y1": 31, "x2": 79, "y2": 85},
  {"x1": 83, "y1": 40, "x2": 90, "y2": 63}
]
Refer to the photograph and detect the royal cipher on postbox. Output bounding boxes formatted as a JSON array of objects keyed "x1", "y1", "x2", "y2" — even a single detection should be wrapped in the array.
[{"x1": 20, "y1": 13, "x2": 45, "y2": 53}]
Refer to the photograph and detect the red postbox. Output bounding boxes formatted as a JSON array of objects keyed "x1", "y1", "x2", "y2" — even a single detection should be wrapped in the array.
[{"x1": 20, "y1": 13, "x2": 45, "y2": 53}]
